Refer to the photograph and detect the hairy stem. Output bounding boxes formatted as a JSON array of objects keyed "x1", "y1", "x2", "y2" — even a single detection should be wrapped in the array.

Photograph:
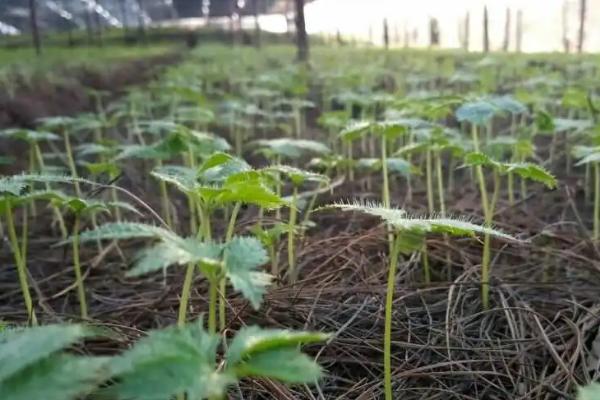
[
  {"x1": 5, "y1": 200, "x2": 37, "y2": 325},
  {"x1": 288, "y1": 186, "x2": 299, "y2": 282},
  {"x1": 62, "y1": 130, "x2": 81, "y2": 197},
  {"x1": 208, "y1": 278, "x2": 217, "y2": 334},
  {"x1": 435, "y1": 151, "x2": 446, "y2": 217},
  {"x1": 177, "y1": 263, "x2": 195, "y2": 327},
  {"x1": 426, "y1": 149, "x2": 434, "y2": 214},
  {"x1": 72, "y1": 216, "x2": 88, "y2": 319},
  {"x1": 34, "y1": 142, "x2": 67, "y2": 238},
  {"x1": 595, "y1": 162, "x2": 599, "y2": 240},
  {"x1": 384, "y1": 233, "x2": 401, "y2": 400}
]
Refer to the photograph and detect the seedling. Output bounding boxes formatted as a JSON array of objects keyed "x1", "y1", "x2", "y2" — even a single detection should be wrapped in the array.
[
  {"x1": 462, "y1": 152, "x2": 556, "y2": 308},
  {"x1": 323, "y1": 202, "x2": 512, "y2": 400},
  {"x1": 107, "y1": 319, "x2": 329, "y2": 400},
  {"x1": 573, "y1": 145, "x2": 600, "y2": 239},
  {"x1": 265, "y1": 165, "x2": 329, "y2": 282},
  {"x1": 59, "y1": 197, "x2": 138, "y2": 319},
  {"x1": 77, "y1": 222, "x2": 272, "y2": 332}
]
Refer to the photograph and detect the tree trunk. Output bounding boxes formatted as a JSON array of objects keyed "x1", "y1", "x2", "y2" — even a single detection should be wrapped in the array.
[
  {"x1": 294, "y1": 0, "x2": 308, "y2": 62},
  {"x1": 483, "y1": 6, "x2": 489, "y2": 52},
  {"x1": 254, "y1": 0, "x2": 261, "y2": 48},
  {"x1": 562, "y1": 0, "x2": 570, "y2": 53},
  {"x1": 502, "y1": 7, "x2": 510, "y2": 51},
  {"x1": 429, "y1": 18, "x2": 440, "y2": 47},
  {"x1": 578, "y1": 0, "x2": 586, "y2": 53},
  {"x1": 464, "y1": 12, "x2": 470, "y2": 51},
  {"x1": 383, "y1": 18, "x2": 389, "y2": 49},
  {"x1": 28, "y1": 0, "x2": 41, "y2": 54},
  {"x1": 516, "y1": 9, "x2": 523, "y2": 52},
  {"x1": 119, "y1": 0, "x2": 129, "y2": 37}
]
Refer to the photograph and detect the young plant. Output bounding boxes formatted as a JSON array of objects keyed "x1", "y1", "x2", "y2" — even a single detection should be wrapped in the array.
[
  {"x1": 265, "y1": 165, "x2": 329, "y2": 282},
  {"x1": 324, "y1": 202, "x2": 513, "y2": 400},
  {"x1": 462, "y1": 152, "x2": 556, "y2": 308},
  {"x1": 77, "y1": 222, "x2": 272, "y2": 333},
  {"x1": 59, "y1": 197, "x2": 138, "y2": 319},
  {"x1": 0, "y1": 128, "x2": 67, "y2": 236},
  {"x1": 573, "y1": 145, "x2": 600, "y2": 240},
  {"x1": 106, "y1": 319, "x2": 329, "y2": 400},
  {"x1": 0, "y1": 324, "x2": 109, "y2": 400}
]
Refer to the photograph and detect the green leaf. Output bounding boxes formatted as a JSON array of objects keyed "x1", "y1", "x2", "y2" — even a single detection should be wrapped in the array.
[
  {"x1": 535, "y1": 109, "x2": 555, "y2": 132},
  {"x1": 128, "y1": 240, "x2": 222, "y2": 277},
  {"x1": 0, "y1": 128, "x2": 59, "y2": 143},
  {"x1": 108, "y1": 322, "x2": 226, "y2": 400},
  {"x1": 252, "y1": 139, "x2": 330, "y2": 159},
  {"x1": 339, "y1": 120, "x2": 370, "y2": 141},
  {"x1": 224, "y1": 237, "x2": 272, "y2": 310},
  {"x1": 266, "y1": 165, "x2": 329, "y2": 187},
  {"x1": 455, "y1": 100, "x2": 498, "y2": 125},
  {"x1": 0, "y1": 354, "x2": 109, "y2": 400},
  {"x1": 234, "y1": 348, "x2": 323, "y2": 384},
  {"x1": 489, "y1": 95, "x2": 527, "y2": 115},
  {"x1": 77, "y1": 222, "x2": 177, "y2": 244},
  {"x1": 226, "y1": 326, "x2": 330, "y2": 366},
  {"x1": 578, "y1": 383, "x2": 600, "y2": 400},
  {"x1": 505, "y1": 163, "x2": 557, "y2": 189},
  {"x1": 151, "y1": 165, "x2": 198, "y2": 193},
  {"x1": 0, "y1": 324, "x2": 95, "y2": 382},
  {"x1": 326, "y1": 202, "x2": 514, "y2": 241}
]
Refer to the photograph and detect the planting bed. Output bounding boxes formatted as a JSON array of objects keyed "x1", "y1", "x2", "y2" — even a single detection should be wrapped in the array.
[{"x1": 1, "y1": 45, "x2": 599, "y2": 399}]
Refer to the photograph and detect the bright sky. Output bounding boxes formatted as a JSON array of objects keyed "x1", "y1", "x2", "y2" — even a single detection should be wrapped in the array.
[{"x1": 259, "y1": 0, "x2": 600, "y2": 53}]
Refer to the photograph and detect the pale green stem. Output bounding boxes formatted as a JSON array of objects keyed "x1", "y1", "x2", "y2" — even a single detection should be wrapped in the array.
[
  {"x1": 208, "y1": 278, "x2": 217, "y2": 334},
  {"x1": 5, "y1": 201, "x2": 37, "y2": 325},
  {"x1": 422, "y1": 245, "x2": 431, "y2": 284},
  {"x1": 156, "y1": 159, "x2": 173, "y2": 228},
  {"x1": 288, "y1": 187, "x2": 299, "y2": 282},
  {"x1": 177, "y1": 263, "x2": 195, "y2": 327},
  {"x1": 28, "y1": 147, "x2": 37, "y2": 217},
  {"x1": 20, "y1": 208, "x2": 28, "y2": 268},
  {"x1": 219, "y1": 202, "x2": 241, "y2": 331},
  {"x1": 34, "y1": 143, "x2": 67, "y2": 238},
  {"x1": 384, "y1": 233, "x2": 401, "y2": 400},
  {"x1": 63, "y1": 130, "x2": 81, "y2": 197},
  {"x1": 426, "y1": 149, "x2": 434, "y2": 214},
  {"x1": 594, "y1": 163, "x2": 600, "y2": 241},
  {"x1": 435, "y1": 151, "x2": 446, "y2": 217},
  {"x1": 72, "y1": 216, "x2": 88, "y2": 319}
]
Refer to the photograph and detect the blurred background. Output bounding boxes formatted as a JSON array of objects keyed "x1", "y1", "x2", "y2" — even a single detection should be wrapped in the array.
[{"x1": 2, "y1": 0, "x2": 600, "y2": 53}]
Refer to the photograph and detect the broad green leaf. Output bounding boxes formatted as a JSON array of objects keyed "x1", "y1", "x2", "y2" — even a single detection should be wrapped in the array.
[
  {"x1": 339, "y1": 120, "x2": 370, "y2": 141},
  {"x1": 0, "y1": 324, "x2": 95, "y2": 382},
  {"x1": 234, "y1": 348, "x2": 323, "y2": 383},
  {"x1": 128, "y1": 240, "x2": 221, "y2": 277},
  {"x1": 455, "y1": 100, "x2": 498, "y2": 125},
  {"x1": 0, "y1": 354, "x2": 109, "y2": 400},
  {"x1": 505, "y1": 163, "x2": 557, "y2": 188},
  {"x1": 151, "y1": 165, "x2": 198, "y2": 193},
  {"x1": 77, "y1": 222, "x2": 177, "y2": 244},
  {"x1": 226, "y1": 326, "x2": 330, "y2": 365},
  {"x1": 252, "y1": 138, "x2": 330, "y2": 159},
  {"x1": 224, "y1": 237, "x2": 271, "y2": 309},
  {"x1": 326, "y1": 202, "x2": 514, "y2": 241},
  {"x1": 266, "y1": 165, "x2": 329, "y2": 187},
  {"x1": 0, "y1": 128, "x2": 59, "y2": 143},
  {"x1": 489, "y1": 95, "x2": 527, "y2": 115},
  {"x1": 108, "y1": 322, "x2": 225, "y2": 400}
]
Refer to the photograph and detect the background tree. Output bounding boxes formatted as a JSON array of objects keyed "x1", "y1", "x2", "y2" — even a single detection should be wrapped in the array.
[
  {"x1": 294, "y1": 0, "x2": 308, "y2": 62},
  {"x1": 502, "y1": 7, "x2": 511, "y2": 51},
  {"x1": 28, "y1": 0, "x2": 41, "y2": 55},
  {"x1": 578, "y1": 0, "x2": 587, "y2": 53},
  {"x1": 483, "y1": 5, "x2": 490, "y2": 52}
]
